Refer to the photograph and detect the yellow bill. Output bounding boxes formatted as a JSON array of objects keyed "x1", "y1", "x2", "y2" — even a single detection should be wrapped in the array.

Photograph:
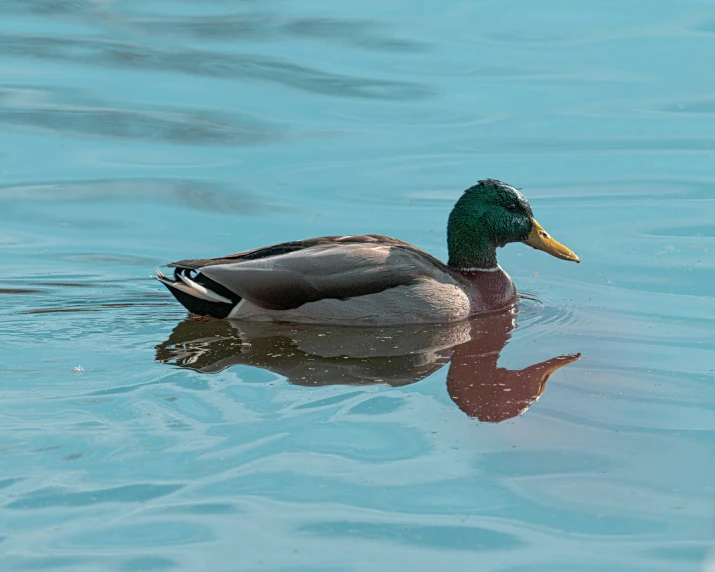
[{"x1": 523, "y1": 219, "x2": 580, "y2": 263}]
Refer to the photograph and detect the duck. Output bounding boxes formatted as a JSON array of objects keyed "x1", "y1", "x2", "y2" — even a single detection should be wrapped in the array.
[{"x1": 155, "y1": 179, "x2": 579, "y2": 325}]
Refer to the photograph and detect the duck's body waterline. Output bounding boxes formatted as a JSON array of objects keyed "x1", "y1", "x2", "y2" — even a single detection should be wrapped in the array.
[{"x1": 156, "y1": 180, "x2": 578, "y2": 325}]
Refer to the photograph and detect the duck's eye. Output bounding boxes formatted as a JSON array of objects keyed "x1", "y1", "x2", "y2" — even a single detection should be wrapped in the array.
[{"x1": 506, "y1": 203, "x2": 517, "y2": 212}]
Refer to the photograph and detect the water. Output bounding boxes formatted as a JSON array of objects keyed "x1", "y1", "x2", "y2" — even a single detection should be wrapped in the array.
[{"x1": 0, "y1": 1, "x2": 714, "y2": 570}]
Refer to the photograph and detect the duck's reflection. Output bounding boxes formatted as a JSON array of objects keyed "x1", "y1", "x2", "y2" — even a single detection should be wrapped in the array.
[{"x1": 155, "y1": 308, "x2": 579, "y2": 422}]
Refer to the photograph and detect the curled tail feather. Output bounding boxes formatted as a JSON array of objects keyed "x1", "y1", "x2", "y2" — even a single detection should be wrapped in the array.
[{"x1": 154, "y1": 267, "x2": 240, "y2": 319}]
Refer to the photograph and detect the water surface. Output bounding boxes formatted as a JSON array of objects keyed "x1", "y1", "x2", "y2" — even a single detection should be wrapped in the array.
[{"x1": 0, "y1": 1, "x2": 714, "y2": 570}]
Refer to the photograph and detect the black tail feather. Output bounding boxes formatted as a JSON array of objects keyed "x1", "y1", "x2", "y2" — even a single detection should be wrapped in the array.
[{"x1": 161, "y1": 270, "x2": 241, "y2": 319}]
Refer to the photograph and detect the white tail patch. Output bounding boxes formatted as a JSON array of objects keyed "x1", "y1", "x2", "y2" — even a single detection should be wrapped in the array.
[
  {"x1": 177, "y1": 273, "x2": 232, "y2": 304},
  {"x1": 154, "y1": 276, "x2": 216, "y2": 302},
  {"x1": 153, "y1": 270, "x2": 232, "y2": 304}
]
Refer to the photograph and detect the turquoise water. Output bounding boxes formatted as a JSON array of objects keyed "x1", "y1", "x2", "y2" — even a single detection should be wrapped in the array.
[{"x1": 1, "y1": 1, "x2": 714, "y2": 570}]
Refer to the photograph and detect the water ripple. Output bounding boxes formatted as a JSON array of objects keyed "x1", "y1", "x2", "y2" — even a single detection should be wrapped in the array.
[
  {"x1": 5, "y1": 484, "x2": 183, "y2": 510},
  {"x1": 0, "y1": 178, "x2": 289, "y2": 216},
  {"x1": 0, "y1": 86, "x2": 284, "y2": 145},
  {"x1": 300, "y1": 521, "x2": 523, "y2": 551},
  {"x1": 0, "y1": 35, "x2": 431, "y2": 100},
  {"x1": 125, "y1": 15, "x2": 424, "y2": 52}
]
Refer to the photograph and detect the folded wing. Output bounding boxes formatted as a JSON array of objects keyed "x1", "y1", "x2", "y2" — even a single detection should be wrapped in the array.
[{"x1": 187, "y1": 238, "x2": 453, "y2": 311}]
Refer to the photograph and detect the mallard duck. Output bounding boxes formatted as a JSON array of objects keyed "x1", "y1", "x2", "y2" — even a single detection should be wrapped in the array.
[{"x1": 155, "y1": 179, "x2": 579, "y2": 325}]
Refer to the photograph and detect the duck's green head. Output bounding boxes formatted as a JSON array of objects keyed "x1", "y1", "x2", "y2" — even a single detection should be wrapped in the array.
[{"x1": 447, "y1": 179, "x2": 579, "y2": 270}]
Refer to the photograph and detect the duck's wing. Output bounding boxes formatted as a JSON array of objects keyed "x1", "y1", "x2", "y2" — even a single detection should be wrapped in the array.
[
  {"x1": 164, "y1": 235, "x2": 453, "y2": 312},
  {"x1": 168, "y1": 235, "x2": 447, "y2": 270}
]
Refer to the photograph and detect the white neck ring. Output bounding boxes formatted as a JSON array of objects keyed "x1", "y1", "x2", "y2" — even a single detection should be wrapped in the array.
[{"x1": 456, "y1": 265, "x2": 502, "y2": 273}]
